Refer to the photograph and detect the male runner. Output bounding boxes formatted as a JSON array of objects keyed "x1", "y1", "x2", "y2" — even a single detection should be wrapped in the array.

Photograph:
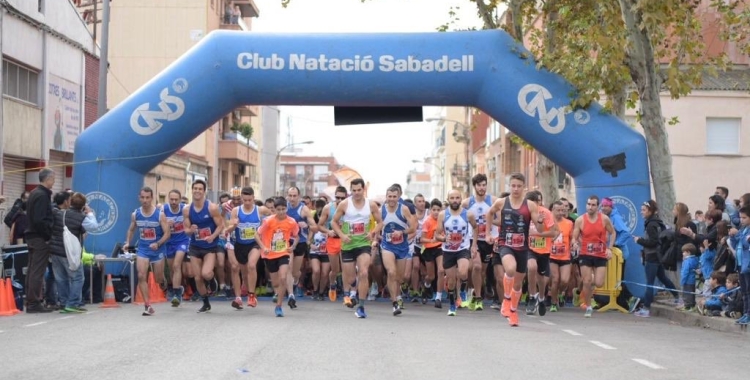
[
  {"x1": 163, "y1": 189, "x2": 190, "y2": 306},
  {"x1": 421, "y1": 198, "x2": 446, "y2": 308},
  {"x1": 380, "y1": 185, "x2": 417, "y2": 315},
  {"x1": 309, "y1": 224, "x2": 330, "y2": 300},
  {"x1": 486, "y1": 173, "x2": 545, "y2": 327},
  {"x1": 390, "y1": 183, "x2": 418, "y2": 301},
  {"x1": 331, "y1": 178, "x2": 383, "y2": 318},
  {"x1": 182, "y1": 179, "x2": 225, "y2": 313},
  {"x1": 215, "y1": 192, "x2": 233, "y2": 297},
  {"x1": 435, "y1": 189, "x2": 479, "y2": 316},
  {"x1": 410, "y1": 194, "x2": 429, "y2": 303},
  {"x1": 257, "y1": 197, "x2": 299, "y2": 317},
  {"x1": 123, "y1": 187, "x2": 171, "y2": 316},
  {"x1": 572, "y1": 195, "x2": 615, "y2": 318},
  {"x1": 525, "y1": 190, "x2": 559, "y2": 316},
  {"x1": 317, "y1": 186, "x2": 347, "y2": 301},
  {"x1": 461, "y1": 173, "x2": 498, "y2": 311},
  {"x1": 286, "y1": 186, "x2": 318, "y2": 302},
  {"x1": 224, "y1": 186, "x2": 271, "y2": 310},
  {"x1": 549, "y1": 200, "x2": 573, "y2": 312}
]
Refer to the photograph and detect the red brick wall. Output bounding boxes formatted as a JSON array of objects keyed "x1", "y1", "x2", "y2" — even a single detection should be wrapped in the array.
[
  {"x1": 84, "y1": 53, "x2": 99, "y2": 128},
  {"x1": 472, "y1": 111, "x2": 490, "y2": 153}
]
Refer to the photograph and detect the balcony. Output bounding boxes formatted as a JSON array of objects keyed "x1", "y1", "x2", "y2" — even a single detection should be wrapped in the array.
[
  {"x1": 220, "y1": 14, "x2": 251, "y2": 31},
  {"x1": 234, "y1": 0, "x2": 260, "y2": 18},
  {"x1": 219, "y1": 133, "x2": 259, "y2": 164},
  {"x1": 237, "y1": 105, "x2": 259, "y2": 117}
]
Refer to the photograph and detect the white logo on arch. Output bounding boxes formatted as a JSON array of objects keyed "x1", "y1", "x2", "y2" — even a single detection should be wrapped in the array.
[
  {"x1": 85, "y1": 191, "x2": 118, "y2": 235},
  {"x1": 610, "y1": 195, "x2": 638, "y2": 234},
  {"x1": 129, "y1": 79, "x2": 188, "y2": 136},
  {"x1": 517, "y1": 83, "x2": 568, "y2": 134}
]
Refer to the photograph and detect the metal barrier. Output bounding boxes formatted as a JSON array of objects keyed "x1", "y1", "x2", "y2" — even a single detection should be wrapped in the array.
[{"x1": 593, "y1": 247, "x2": 628, "y2": 313}]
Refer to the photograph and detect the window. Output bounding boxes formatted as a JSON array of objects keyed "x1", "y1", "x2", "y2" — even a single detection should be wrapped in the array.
[
  {"x1": 2, "y1": 60, "x2": 40, "y2": 105},
  {"x1": 706, "y1": 118, "x2": 740, "y2": 155},
  {"x1": 314, "y1": 165, "x2": 328, "y2": 178},
  {"x1": 487, "y1": 120, "x2": 501, "y2": 143},
  {"x1": 38, "y1": 0, "x2": 44, "y2": 13},
  {"x1": 295, "y1": 165, "x2": 305, "y2": 176}
]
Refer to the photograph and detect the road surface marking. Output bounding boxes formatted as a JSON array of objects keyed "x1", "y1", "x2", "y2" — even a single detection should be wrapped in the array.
[
  {"x1": 86, "y1": 311, "x2": 99, "y2": 315},
  {"x1": 539, "y1": 320, "x2": 556, "y2": 326},
  {"x1": 58, "y1": 316, "x2": 75, "y2": 320},
  {"x1": 589, "y1": 340, "x2": 616, "y2": 350},
  {"x1": 562, "y1": 329, "x2": 582, "y2": 336},
  {"x1": 24, "y1": 322, "x2": 47, "y2": 327},
  {"x1": 632, "y1": 359, "x2": 664, "y2": 369}
]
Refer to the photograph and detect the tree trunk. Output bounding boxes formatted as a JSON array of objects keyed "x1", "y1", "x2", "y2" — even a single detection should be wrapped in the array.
[
  {"x1": 535, "y1": 154, "x2": 559, "y2": 207},
  {"x1": 619, "y1": 0, "x2": 676, "y2": 221},
  {"x1": 508, "y1": 0, "x2": 524, "y2": 40},
  {"x1": 609, "y1": 87, "x2": 627, "y2": 120}
]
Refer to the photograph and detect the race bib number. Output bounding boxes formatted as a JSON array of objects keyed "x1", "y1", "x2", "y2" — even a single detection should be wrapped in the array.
[
  {"x1": 272, "y1": 231, "x2": 287, "y2": 251},
  {"x1": 477, "y1": 224, "x2": 487, "y2": 239},
  {"x1": 586, "y1": 243, "x2": 605, "y2": 255},
  {"x1": 171, "y1": 221, "x2": 184, "y2": 234},
  {"x1": 551, "y1": 245, "x2": 566, "y2": 257},
  {"x1": 240, "y1": 227, "x2": 256, "y2": 240},
  {"x1": 386, "y1": 232, "x2": 404, "y2": 244},
  {"x1": 140, "y1": 228, "x2": 156, "y2": 240},
  {"x1": 530, "y1": 236, "x2": 546, "y2": 249},
  {"x1": 506, "y1": 233, "x2": 525, "y2": 248},
  {"x1": 198, "y1": 227, "x2": 212, "y2": 241},
  {"x1": 446, "y1": 232, "x2": 463, "y2": 250},
  {"x1": 351, "y1": 222, "x2": 366, "y2": 236}
]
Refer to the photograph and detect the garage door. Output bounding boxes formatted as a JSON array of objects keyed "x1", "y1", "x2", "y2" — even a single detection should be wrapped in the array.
[
  {"x1": 49, "y1": 151, "x2": 71, "y2": 193},
  {"x1": 2, "y1": 157, "x2": 27, "y2": 244}
]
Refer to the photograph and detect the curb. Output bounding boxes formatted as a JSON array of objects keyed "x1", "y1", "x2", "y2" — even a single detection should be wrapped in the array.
[{"x1": 650, "y1": 302, "x2": 748, "y2": 336}]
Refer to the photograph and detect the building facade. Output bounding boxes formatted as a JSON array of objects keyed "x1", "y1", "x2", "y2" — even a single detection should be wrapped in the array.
[
  {"x1": 1, "y1": 0, "x2": 98, "y2": 244},
  {"x1": 260, "y1": 106, "x2": 280, "y2": 199},
  {"x1": 405, "y1": 170, "x2": 430, "y2": 200},
  {"x1": 78, "y1": 0, "x2": 263, "y2": 203},
  {"x1": 279, "y1": 155, "x2": 341, "y2": 197}
]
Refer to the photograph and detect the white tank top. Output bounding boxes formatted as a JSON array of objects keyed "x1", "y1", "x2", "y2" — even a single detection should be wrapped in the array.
[
  {"x1": 467, "y1": 194, "x2": 497, "y2": 241},
  {"x1": 442, "y1": 209, "x2": 471, "y2": 252}
]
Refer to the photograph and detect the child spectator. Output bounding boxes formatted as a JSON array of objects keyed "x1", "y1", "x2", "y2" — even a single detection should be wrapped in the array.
[
  {"x1": 728, "y1": 205, "x2": 750, "y2": 325},
  {"x1": 679, "y1": 243, "x2": 699, "y2": 311},
  {"x1": 697, "y1": 271, "x2": 727, "y2": 316},
  {"x1": 720, "y1": 273, "x2": 743, "y2": 319}
]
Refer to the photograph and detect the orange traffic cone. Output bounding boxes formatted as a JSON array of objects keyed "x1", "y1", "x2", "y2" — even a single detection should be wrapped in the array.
[
  {"x1": 0, "y1": 278, "x2": 20, "y2": 316},
  {"x1": 148, "y1": 273, "x2": 167, "y2": 303},
  {"x1": 99, "y1": 274, "x2": 120, "y2": 308}
]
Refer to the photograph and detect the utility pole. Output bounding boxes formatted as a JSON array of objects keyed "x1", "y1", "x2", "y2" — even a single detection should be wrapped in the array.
[{"x1": 97, "y1": 0, "x2": 110, "y2": 118}]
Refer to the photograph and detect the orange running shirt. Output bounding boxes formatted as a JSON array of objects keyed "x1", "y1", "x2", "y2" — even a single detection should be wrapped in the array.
[
  {"x1": 580, "y1": 213, "x2": 607, "y2": 258},
  {"x1": 529, "y1": 206, "x2": 555, "y2": 255},
  {"x1": 421, "y1": 216, "x2": 441, "y2": 249},
  {"x1": 259, "y1": 215, "x2": 299, "y2": 260},
  {"x1": 551, "y1": 218, "x2": 574, "y2": 261}
]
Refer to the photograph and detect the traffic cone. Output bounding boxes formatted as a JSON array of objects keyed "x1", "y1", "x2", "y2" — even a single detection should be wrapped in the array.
[
  {"x1": 148, "y1": 273, "x2": 167, "y2": 303},
  {"x1": 99, "y1": 275, "x2": 120, "y2": 308},
  {"x1": 0, "y1": 278, "x2": 20, "y2": 316},
  {"x1": 183, "y1": 282, "x2": 193, "y2": 300}
]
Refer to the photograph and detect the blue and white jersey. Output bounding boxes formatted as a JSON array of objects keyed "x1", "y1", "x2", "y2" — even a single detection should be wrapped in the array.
[
  {"x1": 136, "y1": 207, "x2": 165, "y2": 254},
  {"x1": 287, "y1": 202, "x2": 309, "y2": 243},
  {"x1": 442, "y1": 209, "x2": 471, "y2": 252},
  {"x1": 467, "y1": 194, "x2": 496, "y2": 242},
  {"x1": 380, "y1": 203, "x2": 409, "y2": 255},
  {"x1": 164, "y1": 204, "x2": 188, "y2": 244},
  {"x1": 234, "y1": 205, "x2": 261, "y2": 245},
  {"x1": 310, "y1": 231, "x2": 328, "y2": 255}
]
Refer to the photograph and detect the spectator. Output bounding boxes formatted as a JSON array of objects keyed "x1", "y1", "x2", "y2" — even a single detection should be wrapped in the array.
[
  {"x1": 728, "y1": 205, "x2": 750, "y2": 325},
  {"x1": 693, "y1": 210, "x2": 707, "y2": 235},
  {"x1": 634, "y1": 200, "x2": 679, "y2": 318},
  {"x1": 49, "y1": 192, "x2": 99, "y2": 313},
  {"x1": 24, "y1": 168, "x2": 56, "y2": 313},
  {"x1": 679, "y1": 243, "x2": 699, "y2": 311},
  {"x1": 3, "y1": 191, "x2": 29, "y2": 229},
  {"x1": 231, "y1": 5, "x2": 241, "y2": 24},
  {"x1": 669, "y1": 202, "x2": 697, "y2": 286},
  {"x1": 715, "y1": 186, "x2": 735, "y2": 219},
  {"x1": 697, "y1": 271, "x2": 727, "y2": 316},
  {"x1": 223, "y1": 1, "x2": 232, "y2": 24},
  {"x1": 720, "y1": 273, "x2": 743, "y2": 319},
  {"x1": 712, "y1": 221, "x2": 735, "y2": 276},
  {"x1": 708, "y1": 194, "x2": 730, "y2": 223},
  {"x1": 9, "y1": 202, "x2": 28, "y2": 244},
  {"x1": 729, "y1": 193, "x2": 750, "y2": 229}
]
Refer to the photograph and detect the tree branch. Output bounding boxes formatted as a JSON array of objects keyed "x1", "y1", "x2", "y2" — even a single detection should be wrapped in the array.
[{"x1": 473, "y1": 0, "x2": 499, "y2": 29}]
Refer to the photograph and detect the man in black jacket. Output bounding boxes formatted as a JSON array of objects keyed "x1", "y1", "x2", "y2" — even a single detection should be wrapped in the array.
[{"x1": 24, "y1": 168, "x2": 56, "y2": 313}]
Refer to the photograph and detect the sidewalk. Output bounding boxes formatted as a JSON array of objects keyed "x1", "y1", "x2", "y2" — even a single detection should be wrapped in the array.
[{"x1": 651, "y1": 299, "x2": 748, "y2": 336}]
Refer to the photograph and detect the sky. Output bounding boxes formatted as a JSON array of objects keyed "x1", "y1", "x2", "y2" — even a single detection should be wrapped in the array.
[{"x1": 252, "y1": 0, "x2": 486, "y2": 196}]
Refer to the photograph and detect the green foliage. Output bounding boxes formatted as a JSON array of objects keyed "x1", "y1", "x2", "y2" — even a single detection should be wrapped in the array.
[{"x1": 238, "y1": 122, "x2": 253, "y2": 140}]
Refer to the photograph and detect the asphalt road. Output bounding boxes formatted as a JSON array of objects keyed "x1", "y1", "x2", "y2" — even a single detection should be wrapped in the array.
[{"x1": 1, "y1": 298, "x2": 746, "y2": 380}]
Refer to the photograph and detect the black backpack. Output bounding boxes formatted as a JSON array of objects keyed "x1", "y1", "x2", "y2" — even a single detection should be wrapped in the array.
[
  {"x1": 3, "y1": 199, "x2": 23, "y2": 229},
  {"x1": 657, "y1": 224, "x2": 678, "y2": 270}
]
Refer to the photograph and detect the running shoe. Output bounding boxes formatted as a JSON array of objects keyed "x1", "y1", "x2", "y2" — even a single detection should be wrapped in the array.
[
  {"x1": 434, "y1": 298, "x2": 442, "y2": 309},
  {"x1": 550, "y1": 304, "x2": 558, "y2": 313},
  {"x1": 288, "y1": 296, "x2": 297, "y2": 309},
  {"x1": 142, "y1": 305, "x2": 155, "y2": 316},
  {"x1": 634, "y1": 308, "x2": 650, "y2": 318},
  {"x1": 247, "y1": 294, "x2": 258, "y2": 308},
  {"x1": 275, "y1": 306, "x2": 284, "y2": 317},
  {"x1": 584, "y1": 306, "x2": 593, "y2": 318},
  {"x1": 474, "y1": 298, "x2": 484, "y2": 311},
  {"x1": 490, "y1": 300, "x2": 500, "y2": 310},
  {"x1": 355, "y1": 306, "x2": 367, "y2": 318},
  {"x1": 572, "y1": 289, "x2": 581, "y2": 307},
  {"x1": 459, "y1": 291, "x2": 469, "y2": 308},
  {"x1": 628, "y1": 297, "x2": 640, "y2": 313},
  {"x1": 231, "y1": 297, "x2": 243, "y2": 310},
  {"x1": 508, "y1": 311, "x2": 519, "y2": 327},
  {"x1": 447, "y1": 304, "x2": 457, "y2": 316},
  {"x1": 525, "y1": 296, "x2": 536, "y2": 315},
  {"x1": 397, "y1": 298, "x2": 404, "y2": 310},
  {"x1": 344, "y1": 296, "x2": 353, "y2": 308},
  {"x1": 501, "y1": 298, "x2": 511, "y2": 318},
  {"x1": 197, "y1": 303, "x2": 211, "y2": 313},
  {"x1": 328, "y1": 286, "x2": 337, "y2": 302},
  {"x1": 393, "y1": 303, "x2": 402, "y2": 316},
  {"x1": 272, "y1": 293, "x2": 278, "y2": 303},
  {"x1": 538, "y1": 298, "x2": 547, "y2": 316},
  {"x1": 735, "y1": 314, "x2": 749, "y2": 325}
]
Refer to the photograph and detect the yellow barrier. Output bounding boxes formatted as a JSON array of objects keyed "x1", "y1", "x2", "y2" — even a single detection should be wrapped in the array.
[{"x1": 593, "y1": 247, "x2": 628, "y2": 313}]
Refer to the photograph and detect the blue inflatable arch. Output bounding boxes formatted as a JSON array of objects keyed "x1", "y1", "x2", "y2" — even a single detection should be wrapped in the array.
[{"x1": 74, "y1": 30, "x2": 650, "y2": 297}]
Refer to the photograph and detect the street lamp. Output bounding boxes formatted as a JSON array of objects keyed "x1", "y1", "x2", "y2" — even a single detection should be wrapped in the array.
[
  {"x1": 412, "y1": 159, "x2": 445, "y2": 200},
  {"x1": 276, "y1": 140, "x2": 314, "y2": 195},
  {"x1": 425, "y1": 117, "x2": 472, "y2": 195}
]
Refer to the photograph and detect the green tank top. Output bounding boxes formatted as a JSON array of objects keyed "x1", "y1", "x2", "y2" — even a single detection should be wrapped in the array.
[{"x1": 341, "y1": 199, "x2": 371, "y2": 251}]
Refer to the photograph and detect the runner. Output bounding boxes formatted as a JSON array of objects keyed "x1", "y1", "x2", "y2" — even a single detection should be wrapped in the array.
[
  {"x1": 434, "y1": 189, "x2": 478, "y2": 316},
  {"x1": 256, "y1": 197, "x2": 300, "y2": 317},
  {"x1": 486, "y1": 173, "x2": 545, "y2": 327},
  {"x1": 215, "y1": 192, "x2": 233, "y2": 297},
  {"x1": 331, "y1": 178, "x2": 383, "y2": 318},
  {"x1": 549, "y1": 200, "x2": 573, "y2": 312},
  {"x1": 571, "y1": 195, "x2": 616, "y2": 318},
  {"x1": 224, "y1": 186, "x2": 271, "y2": 310},
  {"x1": 525, "y1": 190, "x2": 559, "y2": 316},
  {"x1": 421, "y1": 198, "x2": 446, "y2": 308},
  {"x1": 316, "y1": 186, "x2": 348, "y2": 301},
  {"x1": 390, "y1": 183, "x2": 418, "y2": 301},
  {"x1": 380, "y1": 185, "x2": 417, "y2": 316},
  {"x1": 461, "y1": 173, "x2": 498, "y2": 311},
  {"x1": 182, "y1": 179, "x2": 225, "y2": 313},
  {"x1": 411, "y1": 194, "x2": 429, "y2": 303},
  {"x1": 123, "y1": 187, "x2": 171, "y2": 316},
  {"x1": 309, "y1": 224, "x2": 331, "y2": 300},
  {"x1": 163, "y1": 189, "x2": 190, "y2": 307},
  {"x1": 286, "y1": 186, "x2": 318, "y2": 304}
]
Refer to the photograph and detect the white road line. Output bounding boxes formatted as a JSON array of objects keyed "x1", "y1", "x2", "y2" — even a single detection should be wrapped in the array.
[
  {"x1": 539, "y1": 320, "x2": 556, "y2": 326},
  {"x1": 0, "y1": 330, "x2": 4, "y2": 333},
  {"x1": 562, "y1": 329, "x2": 582, "y2": 336},
  {"x1": 589, "y1": 340, "x2": 616, "y2": 350},
  {"x1": 632, "y1": 359, "x2": 665, "y2": 370},
  {"x1": 58, "y1": 316, "x2": 75, "y2": 320},
  {"x1": 85, "y1": 311, "x2": 99, "y2": 315},
  {"x1": 24, "y1": 321, "x2": 48, "y2": 327}
]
